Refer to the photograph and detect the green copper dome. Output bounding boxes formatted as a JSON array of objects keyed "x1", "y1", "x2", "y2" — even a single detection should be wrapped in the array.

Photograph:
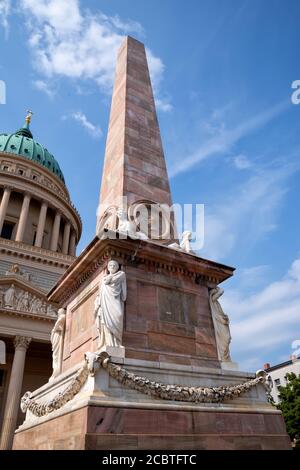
[{"x1": 0, "y1": 113, "x2": 65, "y2": 183}]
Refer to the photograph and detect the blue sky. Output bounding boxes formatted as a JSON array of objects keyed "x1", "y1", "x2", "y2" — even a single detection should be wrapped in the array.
[{"x1": 0, "y1": 0, "x2": 300, "y2": 371}]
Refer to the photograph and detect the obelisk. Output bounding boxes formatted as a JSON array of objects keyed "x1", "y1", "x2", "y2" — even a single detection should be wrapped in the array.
[{"x1": 97, "y1": 37, "x2": 174, "y2": 240}]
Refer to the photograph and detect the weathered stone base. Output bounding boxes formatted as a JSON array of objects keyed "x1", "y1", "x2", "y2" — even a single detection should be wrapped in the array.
[
  {"x1": 13, "y1": 358, "x2": 291, "y2": 450},
  {"x1": 13, "y1": 405, "x2": 291, "y2": 450}
]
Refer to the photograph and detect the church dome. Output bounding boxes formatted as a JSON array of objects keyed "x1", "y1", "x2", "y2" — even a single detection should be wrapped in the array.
[{"x1": 0, "y1": 112, "x2": 65, "y2": 183}]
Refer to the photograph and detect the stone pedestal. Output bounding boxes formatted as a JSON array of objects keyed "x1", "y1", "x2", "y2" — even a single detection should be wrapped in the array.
[
  {"x1": 221, "y1": 361, "x2": 239, "y2": 371},
  {"x1": 13, "y1": 237, "x2": 291, "y2": 450},
  {"x1": 13, "y1": 356, "x2": 290, "y2": 450}
]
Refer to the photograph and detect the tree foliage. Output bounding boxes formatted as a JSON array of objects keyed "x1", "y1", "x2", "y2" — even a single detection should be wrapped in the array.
[{"x1": 277, "y1": 372, "x2": 300, "y2": 446}]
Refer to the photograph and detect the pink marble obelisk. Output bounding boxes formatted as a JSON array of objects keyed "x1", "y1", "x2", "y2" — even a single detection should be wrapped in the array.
[{"x1": 97, "y1": 37, "x2": 174, "y2": 239}]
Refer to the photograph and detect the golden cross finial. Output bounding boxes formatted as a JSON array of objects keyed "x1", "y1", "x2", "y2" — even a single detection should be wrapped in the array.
[{"x1": 25, "y1": 110, "x2": 33, "y2": 125}]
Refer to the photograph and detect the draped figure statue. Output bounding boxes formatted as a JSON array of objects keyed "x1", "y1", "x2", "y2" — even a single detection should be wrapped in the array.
[
  {"x1": 209, "y1": 287, "x2": 232, "y2": 362},
  {"x1": 50, "y1": 308, "x2": 66, "y2": 380},
  {"x1": 4, "y1": 284, "x2": 17, "y2": 309},
  {"x1": 95, "y1": 260, "x2": 127, "y2": 349}
]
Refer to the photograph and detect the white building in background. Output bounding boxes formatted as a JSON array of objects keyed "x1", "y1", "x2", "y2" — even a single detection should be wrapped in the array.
[{"x1": 264, "y1": 356, "x2": 300, "y2": 403}]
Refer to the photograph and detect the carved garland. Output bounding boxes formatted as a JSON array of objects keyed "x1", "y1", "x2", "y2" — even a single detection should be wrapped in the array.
[
  {"x1": 21, "y1": 362, "x2": 89, "y2": 417},
  {"x1": 21, "y1": 352, "x2": 268, "y2": 418},
  {"x1": 103, "y1": 362, "x2": 265, "y2": 403}
]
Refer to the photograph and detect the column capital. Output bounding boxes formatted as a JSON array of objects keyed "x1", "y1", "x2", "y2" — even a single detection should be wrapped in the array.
[
  {"x1": 3, "y1": 185, "x2": 13, "y2": 192},
  {"x1": 13, "y1": 336, "x2": 31, "y2": 351}
]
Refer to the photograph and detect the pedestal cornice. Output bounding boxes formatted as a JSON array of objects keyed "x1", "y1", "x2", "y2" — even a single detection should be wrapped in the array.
[{"x1": 48, "y1": 233, "x2": 235, "y2": 305}]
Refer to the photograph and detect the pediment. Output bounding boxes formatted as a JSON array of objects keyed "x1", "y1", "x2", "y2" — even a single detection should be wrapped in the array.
[
  {"x1": 0, "y1": 276, "x2": 58, "y2": 318},
  {"x1": 0, "y1": 275, "x2": 45, "y2": 298}
]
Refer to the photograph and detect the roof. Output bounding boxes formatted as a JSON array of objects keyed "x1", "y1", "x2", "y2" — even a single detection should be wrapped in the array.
[
  {"x1": 265, "y1": 356, "x2": 300, "y2": 372},
  {"x1": 0, "y1": 114, "x2": 65, "y2": 183}
]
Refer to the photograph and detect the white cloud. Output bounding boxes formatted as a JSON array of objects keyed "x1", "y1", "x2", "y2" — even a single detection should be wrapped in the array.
[
  {"x1": 202, "y1": 162, "x2": 297, "y2": 261},
  {"x1": 221, "y1": 258, "x2": 300, "y2": 371},
  {"x1": 237, "y1": 265, "x2": 270, "y2": 291},
  {"x1": 105, "y1": 14, "x2": 145, "y2": 36},
  {"x1": 0, "y1": 0, "x2": 11, "y2": 37},
  {"x1": 19, "y1": 0, "x2": 171, "y2": 110},
  {"x1": 155, "y1": 98, "x2": 173, "y2": 112},
  {"x1": 170, "y1": 100, "x2": 289, "y2": 177},
  {"x1": 32, "y1": 79, "x2": 55, "y2": 98},
  {"x1": 65, "y1": 111, "x2": 102, "y2": 138},
  {"x1": 233, "y1": 154, "x2": 252, "y2": 170}
]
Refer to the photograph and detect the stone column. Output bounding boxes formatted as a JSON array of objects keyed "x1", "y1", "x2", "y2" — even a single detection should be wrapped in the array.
[
  {"x1": 62, "y1": 221, "x2": 71, "y2": 255},
  {"x1": 50, "y1": 211, "x2": 61, "y2": 252},
  {"x1": 0, "y1": 336, "x2": 31, "y2": 450},
  {"x1": 35, "y1": 201, "x2": 48, "y2": 248},
  {"x1": 69, "y1": 230, "x2": 76, "y2": 256},
  {"x1": 0, "y1": 187, "x2": 11, "y2": 235},
  {"x1": 15, "y1": 193, "x2": 31, "y2": 242}
]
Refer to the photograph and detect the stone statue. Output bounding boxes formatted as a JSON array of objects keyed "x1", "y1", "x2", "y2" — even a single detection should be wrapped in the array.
[
  {"x1": 34, "y1": 297, "x2": 43, "y2": 313},
  {"x1": 95, "y1": 260, "x2": 127, "y2": 349},
  {"x1": 5, "y1": 264, "x2": 31, "y2": 281},
  {"x1": 180, "y1": 231, "x2": 195, "y2": 253},
  {"x1": 117, "y1": 208, "x2": 148, "y2": 240},
  {"x1": 17, "y1": 291, "x2": 30, "y2": 311},
  {"x1": 8, "y1": 264, "x2": 21, "y2": 274},
  {"x1": 168, "y1": 231, "x2": 195, "y2": 254},
  {"x1": 30, "y1": 296, "x2": 38, "y2": 312},
  {"x1": 209, "y1": 287, "x2": 231, "y2": 362},
  {"x1": 41, "y1": 302, "x2": 47, "y2": 314},
  {"x1": 50, "y1": 308, "x2": 66, "y2": 380},
  {"x1": 4, "y1": 284, "x2": 17, "y2": 309},
  {"x1": 47, "y1": 304, "x2": 58, "y2": 317}
]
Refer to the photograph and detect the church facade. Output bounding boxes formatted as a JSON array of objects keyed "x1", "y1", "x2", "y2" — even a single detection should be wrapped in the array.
[{"x1": 0, "y1": 113, "x2": 81, "y2": 449}]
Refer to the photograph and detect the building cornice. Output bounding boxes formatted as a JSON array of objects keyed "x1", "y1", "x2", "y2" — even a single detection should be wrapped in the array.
[
  {"x1": 0, "y1": 237, "x2": 75, "y2": 269},
  {"x1": 48, "y1": 234, "x2": 235, "y2": 305},
  {"x1": 0, "y1": 151, "x2": 68, "y2": 194},
  {"x1": 0, "y1": 308, "x2": 55, "y2": 323}
]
